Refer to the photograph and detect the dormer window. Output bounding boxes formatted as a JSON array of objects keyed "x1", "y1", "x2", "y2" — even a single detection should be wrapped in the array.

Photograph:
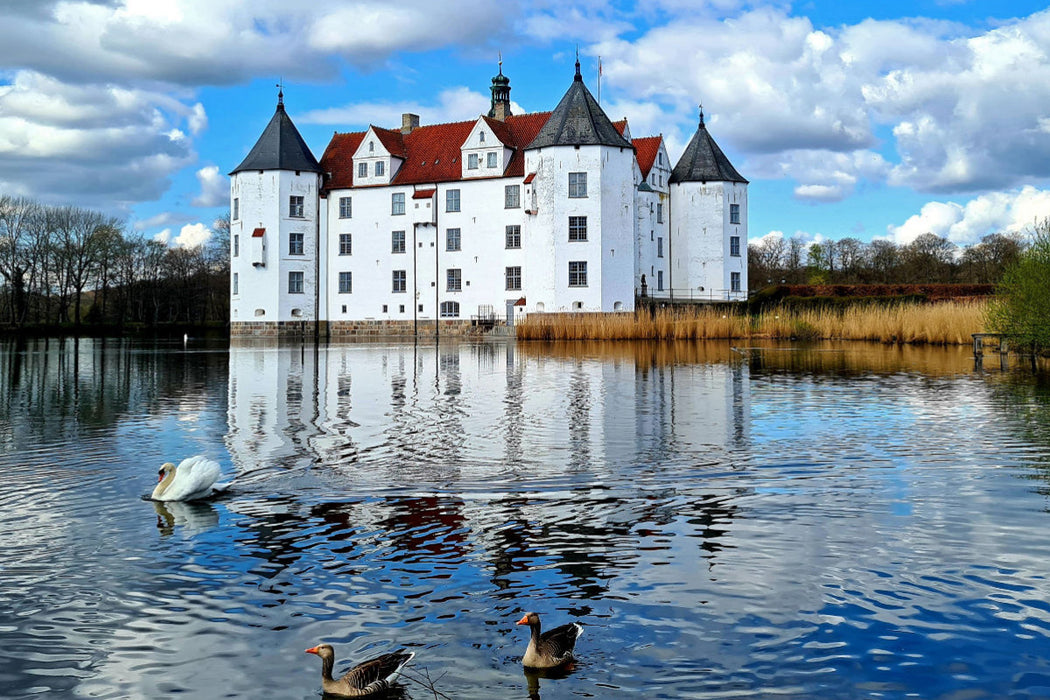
[
  {"x1": 468, "y1": 153, "x2": 479, "y2": 170},
  {"x1": 358, "y1": 162, "x2": 367, "y2": 178},
  {"x1": 376, "y1": 161, "x2": 385, "y2": 177},
  {"x1": 487, "y1": 152, "x2": 497, "y2": 168},
  {"x1": 479, "y1": 131, "x2": 485, "y2": 143},
  {"x1": 369, "y1": 141, "x2": 374, "y2": 153}
]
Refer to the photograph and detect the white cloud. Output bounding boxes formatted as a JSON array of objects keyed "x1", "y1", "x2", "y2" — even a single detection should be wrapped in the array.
[
  {"x1": 153, "y1": 222, "x2": 211, "y2": 248},
  {"x1": 191, "y1": 165, "x2": 227, "y2": 207},
  {"x1": 886, "y1": 185, "x2": 1050, "y2": 245}
]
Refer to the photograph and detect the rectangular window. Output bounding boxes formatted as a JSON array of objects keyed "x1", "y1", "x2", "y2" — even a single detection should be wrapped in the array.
[
  {"x1": 568, "y1": 172, "x2": 587, "y2": 198},
  {"x1": 358, "y1": 162, "x2": 367, "y2": 178},
  {"x1": 289, "y1": 195, "x2": 304, "y2": 218},
  {"x1": 657, "y1": 203, "x2": 663, "y2": 223},
  {"x1": 467, "y1": 153, "x2": 479, "y2": 170},
  {"x1": 446, "y1": 189, "x2": 460, "y2": 212},
  {"x1": 233, "y1": 234, "x2": 239, "y2": 257},
  {"x1": 288, "y1": 271, "x2": 304, "y2": 294},
  {"x1": 392, "y1": 192, "x2": 405, "y2": 215},
  {"x1": 375, "y1": 160, "x2": 385, "y2": 177},
  {"x1": 657, "y1": 237, "x2": 664, "y2": 258},
  {"x1": 339, "y1": 196, "x2": 352, "y2": 218},
  {"x1": 232, "y1": 272, "x2": 238, "y2": 295},
  {"x1": 487, "y1": 152, "x2": 497, "y2": 168},
  {"x1": 731, "y1": 271, "x2": 741, "y2": 292},
  {"x1": 730, "y1": 203, "x2": 741, "y2": 224},
  {"x1": 289, "y1": 232, "x2": 304, "y2": 256},
  {"x1": 446, "y1": 228, "x2": 461, "y2": 252},
  {"x1": 446, "y1": 268, "x2": 462, "y2": 292},
  {"x1": 440, "y1": 301, "x2": 460, "y2": 318},
  {"x1": 232, "y1": 197, "x2": 239, "y2": 220},
  {"x1": 506, "y1": 266, "x2": 521, "y2": 291},
  {"x1": 505, "y1": 225, "x2": 521, "y2": 249},
  {"x1": 505, "y1": 184, "x2": 520, "y2": 209},
  {"x1": 568, "y1": 261, "x2": 588, "y2": 287},
  {"x1": 391, "y1": 230, "x2": 406, "y2": 254},
  {"x1": 657, "y1": 270, "x2": 664, "y2": 291},
  {"x1": 338, "y1": 271, "x2": 352, "y2": 294},
  {"x1": 730, "y1": 236, "x2": 741, "y2": 257},
  {"x1": 339, "y1": 233, "x2": 352, "y2": 255},
  {"x1": 569, "y1": 216, "x2": 587, "y2": 242},
  {"x1": 392, "y1": 270, "x2": 406, "y2": 293}
]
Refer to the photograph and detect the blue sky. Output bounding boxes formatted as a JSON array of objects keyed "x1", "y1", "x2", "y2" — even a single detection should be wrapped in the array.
[{"x1": 2, "y1": 0, "x2": 1050, "y2": 250}]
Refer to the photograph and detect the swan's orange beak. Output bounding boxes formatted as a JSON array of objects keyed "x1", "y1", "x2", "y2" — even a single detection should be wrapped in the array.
[
  {"x1": 305, "y1": 647, "x2": 318, "y2": 655},
  {"x1": 516, "y1": 615, "x2": 529, "y2": 625}
]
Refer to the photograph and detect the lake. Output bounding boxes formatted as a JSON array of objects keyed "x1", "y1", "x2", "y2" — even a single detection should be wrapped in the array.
[{"x1": 1, "y1": 337, "x2": 1049, "y2": 699}]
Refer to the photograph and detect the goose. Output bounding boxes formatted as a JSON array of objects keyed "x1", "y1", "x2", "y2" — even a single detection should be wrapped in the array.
[
  {"x1": 516, "y1": 612, "x2": 583, "y2": 669},
  {"x1": 305, "y1": 644, "x2": 414, "y2": 698},
  {"x1": 150, "y1": 456, "x2": 225, "y2": 501}
]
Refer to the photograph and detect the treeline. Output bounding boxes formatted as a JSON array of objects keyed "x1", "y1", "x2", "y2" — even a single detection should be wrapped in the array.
[
  {"x1": 748, "y1": 231, "x2": 1025, "y2": 289},
  {"x1": 0, "y1": 195, "x2": 229, "y2": 331}
]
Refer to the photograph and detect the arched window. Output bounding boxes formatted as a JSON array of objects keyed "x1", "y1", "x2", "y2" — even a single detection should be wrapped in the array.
[
  {"x1": 369, "y1": 141, "x2": 374, "y2": 152},
  {"x1": 440, "y1": 301, "x2": 460, "y2": 318}
]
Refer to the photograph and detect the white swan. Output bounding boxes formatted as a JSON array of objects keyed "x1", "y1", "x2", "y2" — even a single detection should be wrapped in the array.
[{"x1": 151, "y1": 456, "x2": 225, "y2": 501}]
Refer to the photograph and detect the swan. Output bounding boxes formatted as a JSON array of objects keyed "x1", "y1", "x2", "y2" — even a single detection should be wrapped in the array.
[
  {"x1": 150, "y1": 456, "x2": 224, "y2": 501},
  {"x1": 305, "y1": 644, "x2": 414, "y2": 697},
  {"x1": 516, "y1": 612, "x2": 583, "y2": 669}
]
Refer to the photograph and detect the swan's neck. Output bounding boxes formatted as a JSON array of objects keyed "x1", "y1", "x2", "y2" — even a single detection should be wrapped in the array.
[{"x1": 152, "y1": 469, "x2": 175, "y2": 499}]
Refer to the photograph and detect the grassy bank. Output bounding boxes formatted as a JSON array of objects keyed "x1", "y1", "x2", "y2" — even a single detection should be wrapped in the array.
[{"x1": 516, "y1": 300, "x2": 988, "y2": 344}]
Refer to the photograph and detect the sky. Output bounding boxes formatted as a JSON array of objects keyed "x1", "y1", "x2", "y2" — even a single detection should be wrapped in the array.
[{"x1": 2, "y1": 0, "x2": 1050, "y2": 251}]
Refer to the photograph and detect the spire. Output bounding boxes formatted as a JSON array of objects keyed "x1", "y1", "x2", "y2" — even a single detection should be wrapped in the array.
[
  {"x1": 669, "y1": 107, "x2": 747, "y2": 184},
  {"x1": 527, "y1": 58, "x2": 632, "y2": 150},
  {"x1": 230, "y1": 88, "x2": 322, "y2": 175},
  {"x1": 574, "y1": 46, "x2": 582, "y2": 82}
]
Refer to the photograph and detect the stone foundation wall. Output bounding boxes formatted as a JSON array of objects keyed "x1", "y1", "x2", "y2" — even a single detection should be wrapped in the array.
[
  {"x1": 328, "y1": 319, "x2": 496, "y2": 338},
  {"x1": 230, "y1": 321, "x2": 319, "y2": 339}
]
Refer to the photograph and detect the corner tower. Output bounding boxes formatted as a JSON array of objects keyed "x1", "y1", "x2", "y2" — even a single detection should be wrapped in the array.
[
  {"x1": 668, "y1": 108, "x2": 748, "y2": 301},
  {"x1": 229, "y1": 89, "x2": 325, "y2": 337},
  {"x1": 524, "y1": 56, "x2": 637, "y2": 313}
]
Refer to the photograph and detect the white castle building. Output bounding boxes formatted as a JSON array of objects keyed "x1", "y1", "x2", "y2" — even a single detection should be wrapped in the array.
[{"x1": 229, "y1": 60, "x2": 748, "y2": 337}]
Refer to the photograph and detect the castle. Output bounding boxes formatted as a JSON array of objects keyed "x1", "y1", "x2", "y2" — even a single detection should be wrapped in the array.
[{"x1": 228, "y1": 59, "x2": 748, "y2": 337}]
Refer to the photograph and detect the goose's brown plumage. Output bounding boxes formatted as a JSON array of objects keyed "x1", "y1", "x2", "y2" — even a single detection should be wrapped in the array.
[
  {"x1": 516, "y1": 612, "x2": 583, "y2": 669},
  {"x1": 305, "y1": 643, "x2": 414, "y2": 697}
]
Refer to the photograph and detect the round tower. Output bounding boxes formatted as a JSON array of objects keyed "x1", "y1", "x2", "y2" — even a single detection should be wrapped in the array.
[{"x1": 229, "y1": 89, "x2": 325, "y2": 337}]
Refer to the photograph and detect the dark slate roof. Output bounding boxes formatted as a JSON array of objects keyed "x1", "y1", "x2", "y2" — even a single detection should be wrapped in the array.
[
  {"x1": 230, "y1": 95, "x2": 322, "y2": 175},
  {"x1": 526, "y1": 60, "x2": 632, "y2": 150},
  {"x1": 669, "y1": 115, "x2": 747, "y2": 184}
]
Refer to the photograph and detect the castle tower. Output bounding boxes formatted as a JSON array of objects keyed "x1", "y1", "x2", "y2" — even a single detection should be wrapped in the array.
[
  {"x1": 668, "y1": 108, "x2": 748, "y2": 301},
  {"x1": 523, "y1": 56, "x2": 637, "y2": 313},
  {"x1": 488, "y1": 56, "x2": 512, "y2": 121},
  {"x1": 229, "y1": 89, "x2": 325, "y2": 336}
]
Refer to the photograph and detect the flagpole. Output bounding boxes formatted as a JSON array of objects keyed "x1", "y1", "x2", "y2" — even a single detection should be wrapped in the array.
[{"x1": 598, "y1": 56, "x2": 602, "y2": 103}]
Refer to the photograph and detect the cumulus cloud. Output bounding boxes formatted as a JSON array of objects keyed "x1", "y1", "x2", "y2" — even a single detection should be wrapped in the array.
[
  {"x1": 191, "y1": 165, "x2": 227, "y2": 207},
  {"x1": 299, "y1": 87, "x2": 525, "y2": 129},
  {"x1": 886, "y1": 185, "x2": 1050, "y2": 245},
  {"x1": 153, "y1": 222, "x2": 211, "y2": 248}
]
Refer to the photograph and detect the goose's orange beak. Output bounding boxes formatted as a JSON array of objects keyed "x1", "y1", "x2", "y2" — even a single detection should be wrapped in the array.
[
  {"x1": 516, "y1": 615, "x2": 529, "y2": 625},
  {"x1": 305, "y1": 647, "x2": 318, "y2": 655}
]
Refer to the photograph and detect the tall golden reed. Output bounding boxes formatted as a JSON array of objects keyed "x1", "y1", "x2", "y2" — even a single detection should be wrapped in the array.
[{"x1": 516, "y1": 300, "x2": 988, "y2": 344}]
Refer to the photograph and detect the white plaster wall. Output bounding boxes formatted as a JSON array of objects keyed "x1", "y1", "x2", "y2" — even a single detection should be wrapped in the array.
[
  {"x1": 670, "y1": 180, "x2": 748, "y2": 301},
  {"x1": 599, "y1": 147, "x2": 638, "y2": 311},
  {"x1": 324, "y1": 177, "x2": 528, "y2": 322},
  {"x1": 231, "y1": 170, "x2": 325, "y2": 324}
]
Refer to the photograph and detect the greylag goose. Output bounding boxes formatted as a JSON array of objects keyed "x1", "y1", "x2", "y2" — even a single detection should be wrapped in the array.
[
  {"x1": 305, "y1": 644, "x2": 414, "y2": 697},
  {"x1": 516, "y1": 612, "x2": 583, "y2": 669},
  {"x1": 151, "y1": 456, "x2": 224, "y2": 501}
]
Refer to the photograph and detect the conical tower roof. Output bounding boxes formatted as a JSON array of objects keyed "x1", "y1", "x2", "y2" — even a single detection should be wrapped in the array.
[
  {"x1": 527, "y1": 57, "x2": 631, "y2": 150},
  {"x1": 230, "y1": 90, "x2": 322, "y2": 175},
  {"x1": 669, "y1": 110, "x2": 747, "y2": 184}
]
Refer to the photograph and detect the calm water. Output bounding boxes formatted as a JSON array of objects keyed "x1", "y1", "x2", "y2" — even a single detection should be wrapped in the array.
[{"x1": 2, "y1": 337, "x2": 1050, "y2": 699}]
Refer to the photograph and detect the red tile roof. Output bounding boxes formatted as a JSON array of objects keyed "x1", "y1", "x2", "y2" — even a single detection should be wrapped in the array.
[
  {"x1": 372, "y1": 126, "x2": 407, "y2": 158},
  {"x1": 252, "y1": 227, "x2": 265, "y2": 238},
  {"x1": 319, "y1": 132, "x2": 365, "y2": 190},
  {"x1": 633, "y1": 136, "x2": 663, "y2": 178},
  {"x1": 412, "y1": 189, "x2": 435, "y2": 199},
  {"x1": 523, "y1": 172, "x2": 536, "y2": 184}
]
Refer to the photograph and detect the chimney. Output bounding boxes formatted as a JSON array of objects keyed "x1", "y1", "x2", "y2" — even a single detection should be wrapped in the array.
[{"x1": 401, "y1": 113, "x2": 420, "y2": 134}]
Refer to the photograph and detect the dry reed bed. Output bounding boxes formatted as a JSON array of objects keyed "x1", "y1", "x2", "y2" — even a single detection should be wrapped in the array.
[{"x1": 516, "y1": 300, "x2": 988, "y2": 344}]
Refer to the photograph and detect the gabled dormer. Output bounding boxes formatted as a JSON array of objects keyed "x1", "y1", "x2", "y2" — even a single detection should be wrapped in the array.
[
  {"x1": 634, "y1": 136, "x2": 670, "y2": 192},
  {"x1": 352, "y1": 126, "x2": 406, "y2": 186},
  {"x1": 461, "y1": 117, "x2": 513, "y2": 179}
]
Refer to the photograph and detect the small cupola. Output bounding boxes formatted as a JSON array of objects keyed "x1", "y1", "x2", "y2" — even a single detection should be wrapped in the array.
[{"x1": 488, "y1": 54, "x2": 512, "y2": 122}]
